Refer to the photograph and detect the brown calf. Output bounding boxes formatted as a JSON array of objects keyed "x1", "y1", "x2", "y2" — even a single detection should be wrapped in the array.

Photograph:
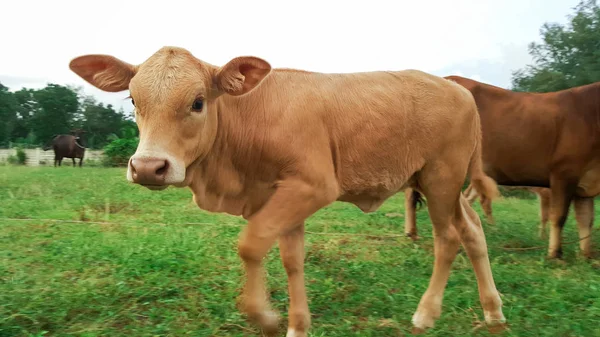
[
  {"x1": 69, "y1": 47, "x2": 505, "y2": 336},
  {"x1": 405, "y1": 76, "x2": 599, "y2": 259}
]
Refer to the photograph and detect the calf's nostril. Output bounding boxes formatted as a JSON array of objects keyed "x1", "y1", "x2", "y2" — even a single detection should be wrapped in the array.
[
  {"x1": 130, "y1": 159, "x2": 138, "y2": 177},
  {"x1": 155, "y1": 161, "x2": 168, "y2": 177}
]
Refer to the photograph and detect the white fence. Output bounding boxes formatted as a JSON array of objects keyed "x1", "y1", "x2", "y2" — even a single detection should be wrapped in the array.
[{"x1": 0, "y1": 148, "x2": 105, "y2": 166}]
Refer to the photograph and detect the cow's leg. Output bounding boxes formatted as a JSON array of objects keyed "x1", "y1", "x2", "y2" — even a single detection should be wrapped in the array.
[
  {"x1": 411, "y1": 193, "x2": 461, "y2": 332},
  {"x1": 279, "y1": 223, "x2": 310, "y2": 337},
  {"x1": 548, "y1": 177, "x2": 575, "y2": 259},
  {"x1": 72, "y1": 158, "x2": 76, "y2": 167},
  {"x1": 457, "y1": 194, "x2": 505, "y2": 328},
  {"x1": 536, "y1": 188, "x2": 551, "y2": 239},
  {"x1": 412, "y1": 165, "x2": 504, "y2": 332},
  {"x1": 237, "y1": 179, "x2": 332, "y2": 336},
  {"x1": 574, "y1": 196, "x2": 594, "y2": 258},
  {"x1": 404, "y1": 188, "x2": 418, "y2": 241}
]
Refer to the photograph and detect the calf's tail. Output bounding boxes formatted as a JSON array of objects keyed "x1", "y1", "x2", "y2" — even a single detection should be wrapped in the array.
[{"x1": 466, "y1": 127, "x2": 499, "y2": 203}]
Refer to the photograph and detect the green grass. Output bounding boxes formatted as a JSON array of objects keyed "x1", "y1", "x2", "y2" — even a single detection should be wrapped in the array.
[{"x1": 1, "y1": 166, "x2": 599, "y2": 337}]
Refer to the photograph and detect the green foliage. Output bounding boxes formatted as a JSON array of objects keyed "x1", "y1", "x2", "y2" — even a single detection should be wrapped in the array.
[
  {"x1": 0, "y1": 83, "x2": 18, "y2": 147},
  {"x1": 0, "y1": 82, "x2": 136, "y2": 150},
  {"x1": 6, "y1": 147, "x2": 27, "y2": 165},
  {"x1": 512, "y1": 0, "x2": 600, "y2": 92},
  {"x1": 16, "y1": 147, "x2": 27, "y2": 165},
  {"x1": 1, "y1": 167, "x2": 600, "y2": 336},
  {"x1": 6, "y1": 155, "x2": 18, "y2": 165},
  {"x1": 103, "y1": 137, "x2": 139, "y2": 167},
  {"x1": 77, "y1": 96, "x2": 138, "y2": 149},
  {"x1": 30, "y1": 84, "x2": 79, "y2": 144}
]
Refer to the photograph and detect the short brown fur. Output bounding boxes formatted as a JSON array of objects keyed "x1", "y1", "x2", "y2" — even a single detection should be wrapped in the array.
[
  {"x1": 405, "y1": 75, "x2": 599, "y2": 259},
  {"x1": 69, "y1": 47, "x2": 505, "y2": 336}
]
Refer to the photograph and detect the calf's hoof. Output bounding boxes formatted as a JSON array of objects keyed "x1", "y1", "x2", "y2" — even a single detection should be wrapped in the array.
[
  {"x1": 411, "y1": 309, "x2": 437, "y2": 333},
  {"x1": 405, "y1": 232, "x2": 419, "y2": 241},
  {"x1": 547, "y1": 250, "x2": 563, "y2": 260},
  {"x1": 286, "y1": 328, "x2": 307, "y2": 337},
  {"x1": 247, "y1": 310, "x2": 280, "y2": 336},
  {"x1": 485, "y1": 311, "x2": 507, "y2": 334},
  {"x1": 411, "y1": 326, "x2": 427, "y2": 335},
  {"x1": 487, "y1": 322, "x2": 508, "y2": 334},
  {"x1": 580, "y1": 250, "x2": 595, "y2": 260}
]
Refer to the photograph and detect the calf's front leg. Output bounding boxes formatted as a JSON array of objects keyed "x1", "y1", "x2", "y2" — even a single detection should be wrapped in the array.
[
  {"x1": 279, "y1": 223, "x2": 310, "y2": 337},
  {"x1": 237, "y1": 180, "x2": 332, "y2": 336}
]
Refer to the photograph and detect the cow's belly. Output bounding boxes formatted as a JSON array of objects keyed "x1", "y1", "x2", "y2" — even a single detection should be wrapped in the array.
[
  {"x1": 338, "y1": 177, "x2": 414, "y2": 213},
  {"x1": 338, "y1": 193, "x2": 394, "y2": 213},
  {"x1": 577, "y1": 163, "x2": 600, "y2": 197}
]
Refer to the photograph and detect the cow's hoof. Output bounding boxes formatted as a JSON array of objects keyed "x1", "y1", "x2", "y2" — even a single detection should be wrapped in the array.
[
  {"x1": 259, "y1": 310, "x2": 280, "y2": 336},
  {"x1": 547, "y1": 248, "x2": 563, "y2": 260},
  {"x1": 484, "y1": 310, "x2": 506, "y2": 334},
  {"x1": 246, "y1": 310, "x2": 279, "y2": 336},
  {"x1": 286, "y1": 328, "x2": 307, "y2": 337},
  {"x1": 487, "y1": 322, "x2": 508, "y2": 334},
  {"x1": 411, "y1": 327, "x2": 427, "y2": 335},
  {"x1": 406, "y1": 233, "x2": 419, "y2": 241},
  {"x1": 411, "y1": 309, "x2": 436, "y2": 333}
]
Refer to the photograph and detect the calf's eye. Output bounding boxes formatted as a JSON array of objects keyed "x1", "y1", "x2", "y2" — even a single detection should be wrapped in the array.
[{"x1": 192, "y1": 99, "x2": 203, "y2": 111}]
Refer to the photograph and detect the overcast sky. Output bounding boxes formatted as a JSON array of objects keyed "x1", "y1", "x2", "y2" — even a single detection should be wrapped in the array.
[{"x1": 0, "y1": 0, "x2": 581, "y2": 112}]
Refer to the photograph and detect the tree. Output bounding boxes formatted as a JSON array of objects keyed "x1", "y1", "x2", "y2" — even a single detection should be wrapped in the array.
[
  {"x1": 30, "y1": 84, "x2": 79, "y2": 145},
  {"x1": 11, "y1": 88, "x2": 38, "y2": 143},
  {"x1": 0, "y1": 83, "x2": 18, "y2": 147},
  {"x1": 78, "y1": 95, "x2": 130, "y2": 149},
  {"x1": 0, "y1": 83, "x2": 17, "y2": 146},
  {"x1": 1, "y1": 82, "x2": 134, "y2": 149},
  {"x1": 511, "y1": 0, "x2": 600, "y2": 92}
]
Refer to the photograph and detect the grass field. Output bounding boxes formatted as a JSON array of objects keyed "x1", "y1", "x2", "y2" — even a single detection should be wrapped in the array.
[{"x1": 1, "y1": 166, "x2": 600, "y2": 337}]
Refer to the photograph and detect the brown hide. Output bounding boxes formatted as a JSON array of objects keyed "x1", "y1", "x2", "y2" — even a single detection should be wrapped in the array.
[
  {"x1": 405, "y1": 76, "x2": 599, "y2": 259},
  {"x1": 43, "y1": 134, "x2": 85, "y2": 167},
  {"x1": 68, "y1": 47, "x2": 505, "y2": 336}
]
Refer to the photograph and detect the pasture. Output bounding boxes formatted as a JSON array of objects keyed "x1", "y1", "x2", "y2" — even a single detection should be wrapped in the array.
[{"x1": 1, "y1": 166, "x2": 600, "y2": 337}]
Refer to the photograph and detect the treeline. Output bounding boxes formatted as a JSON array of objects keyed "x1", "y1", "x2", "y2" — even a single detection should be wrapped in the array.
[
  {"x1": 0, "y1": 1, "x2": 598, "y2": 153},
  {"x1": 511, "y1": 0, "x2": 600, "y2": 92},
  {"x1": 0, "y1": 83, "x2": 137, "y2": 149}
]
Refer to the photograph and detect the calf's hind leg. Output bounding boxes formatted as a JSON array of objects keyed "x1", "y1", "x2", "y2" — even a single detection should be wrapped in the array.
[
  {"x1": 412, "y1": 167, "x2": 504, "y2": 332},
  {"x1": 410, "y1": 188, "x2": 461, "y2": 332},
  {"x1": 458, "y1": 194, "x2": 505, "y2": 327}
]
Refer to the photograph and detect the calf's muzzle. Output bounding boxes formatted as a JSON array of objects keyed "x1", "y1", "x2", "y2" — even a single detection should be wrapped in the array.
[{"x1": 129, "y1": 157, "x2": 169, "y2": 187}]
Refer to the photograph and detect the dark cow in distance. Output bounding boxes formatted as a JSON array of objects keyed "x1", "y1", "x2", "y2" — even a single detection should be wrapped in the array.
[{"x1": 42, "y1": 131, "x2": 86, "y2": 167}]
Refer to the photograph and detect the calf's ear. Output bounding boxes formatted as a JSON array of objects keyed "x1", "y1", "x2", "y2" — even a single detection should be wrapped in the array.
[
  {"x1": 214, "y1": 56, "x2": 271, "y2": 96},
  {"x1": 69, "y1": 55, "x2": 137, "y2": 92}
]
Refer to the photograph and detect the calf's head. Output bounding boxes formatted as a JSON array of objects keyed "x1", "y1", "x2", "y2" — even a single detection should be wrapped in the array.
[{"x1": 69, "y1": 47, "x2": 271, "y2": 190}]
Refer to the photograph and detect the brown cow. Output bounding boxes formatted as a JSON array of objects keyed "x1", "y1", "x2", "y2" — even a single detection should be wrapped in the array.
[
  {"x1": 42, "y1": 130, "x2": 86, "y2": 167},
  {"x1": 68, "y1": 47, "x2": 506, "y2": 336},
  {"x1": 405, "y1": 76, "x2": 599, "y2": 259},
  {"x1": 475, "y1": 186, "x2": 552, "y2": 239},
  {"x1": 408, "y1": 184, "x2": 552, "y2": 239}
]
